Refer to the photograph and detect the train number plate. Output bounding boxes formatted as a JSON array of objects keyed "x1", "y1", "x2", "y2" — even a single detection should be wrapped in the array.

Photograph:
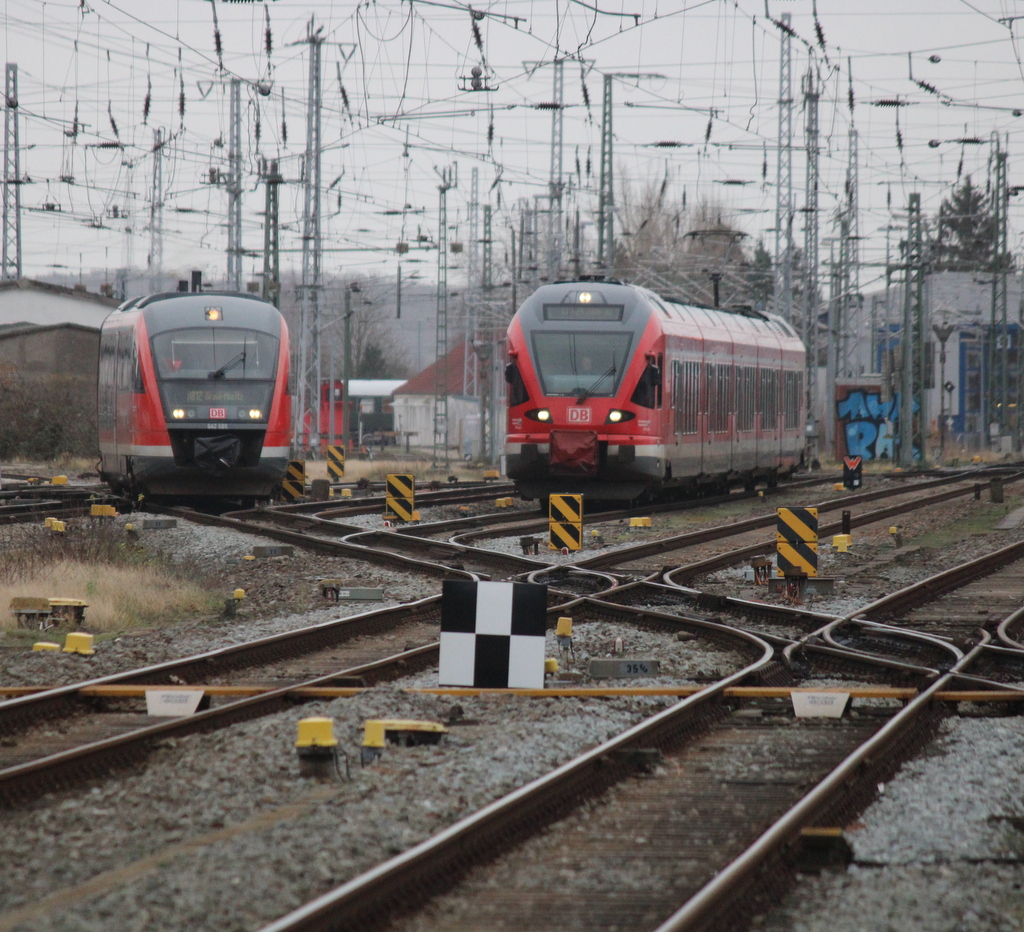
[
  {"x1": 209, "y1": 407, "x2": 226, "y2": 419},
  {"x1": 568, "y1": 407, "x2": 592, "y2": 423}
]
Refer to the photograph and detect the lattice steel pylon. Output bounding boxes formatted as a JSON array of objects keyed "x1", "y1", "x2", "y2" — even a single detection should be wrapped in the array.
[
  {"x1": 261, "y1": 158, "x2": 282, "y2": 308},
  {"x1": 597, "y1": 73, "x2": 614, "y2": 274},
  {"x1": 434, "y1": 165, "x2": 456, "y2": 467},
  {"x1": 547, "y1": 58, "x2": 564, "y2": 280},
  {"x1": 296, "y1": 20, "x2": 324, "y2": 453},
  {"x1": 802, "y1": 61, "x2": 820, "y2": 436},
  {"x1": 990, "y1": 134, "x2": 1009, "y2": 443},
  {"x1": 226, "y1": 78, "x2": 243, "y2": 291},
  {"x1": 899, "y1": 193, "x2": 925, "y2": 467},
  {"x1": 2, "y1": 63, "x2": 22, "y2": 281},
  {"x1": 774, "y1": 14, "x2": 795, "y2": 325},
  {"x1": 149, "y1": 128, "x2": 164, "y2": 292}
]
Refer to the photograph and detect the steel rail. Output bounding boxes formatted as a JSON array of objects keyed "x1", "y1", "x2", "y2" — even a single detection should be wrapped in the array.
[
  {"x1": 148, "y1": 505, "x2": 499, "y2": 579},
  {"x1": 0, "y1": 642, "x2": 440, "y2": 807},
  {"x1": 255, "y1": 621, "x2": 776, "y2": 932},
  {"x1": 582, "y1": 475, "x2": 982, "y2": 572},
  {"x1": 651, "y1": 634, "x2": 994, "y2": 932},
  {"x1": 0, "y1": 596, "x2": 443, "y2": 736},
  {"x1": 784, "y1": 532, "x2": 1024, "y2": 668}
]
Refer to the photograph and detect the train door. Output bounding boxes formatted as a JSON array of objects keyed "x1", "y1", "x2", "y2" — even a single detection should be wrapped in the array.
[{"x1": 114, "y1": 328, "x2": 135, "y2": 476}]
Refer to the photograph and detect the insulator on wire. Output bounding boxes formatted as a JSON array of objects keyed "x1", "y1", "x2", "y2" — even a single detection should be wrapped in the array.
[
  {"x1": 179, "y1": 74, "x2": 186, "y2": 119},
  {"x1": 214, "y1": 29, "x2": 223, "y2": 69},
  {"x1": 265, "y1": 8, "x2": 273, "y2": 58},
  {"x1": 143, "y1": 77, "x2": 152, "y2": 124},
  {"x1": 254, "y1": 111, "x2": 261, "y2": 144},
  {"x1": 487, "y1": 118, "x2": 494, "y2": 145},
  {"x1": 704, "y1": 116, "x2": 712, "y2": 144},
  {"x1": 580, "y1": 74, "x2": 590, "y2": 111},
  {"x1": 340, "y1": 84, "x2": 351, "y2": 113},
  {"x1": 575, "y1": 148, "x2": 581, "y2": 180},
  {"x1": 471, "y1": 17, "x2": 483, "y2": 53},
  {"x1": 586, "y1": 151, "x2": 591, "y2": 177},
  {"x1": 107, "y1": 101, "x2": 119, "y2": 140}
]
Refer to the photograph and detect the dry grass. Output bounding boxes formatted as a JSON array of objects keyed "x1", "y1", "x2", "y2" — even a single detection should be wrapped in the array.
[
  {"x1": 0, "y1": 561, "x2": 219, "y2": 633},
  {"x1": 0, "y1": 523, "x2": 222, "y2": 634}
]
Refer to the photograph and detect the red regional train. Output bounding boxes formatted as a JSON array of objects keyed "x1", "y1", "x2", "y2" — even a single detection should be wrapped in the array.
[
  {"x1": 98, "y1": 292, "x2": 292, "y2": 500},
  {"x1": 505, "y1": 280, "x2": 806, "y2": 503}
]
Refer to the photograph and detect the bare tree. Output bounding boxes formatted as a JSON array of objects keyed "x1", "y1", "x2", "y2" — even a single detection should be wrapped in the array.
[{"x1": 614, "y1": 175, "x2": 755, "y2": 307}]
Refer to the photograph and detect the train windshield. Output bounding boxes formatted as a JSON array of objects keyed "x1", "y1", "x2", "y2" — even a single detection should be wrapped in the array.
[
  {"x1": 530, "y1": 331, "x2": 633, "y2": 397},
  {"x1": 151, "y1": 328, "x2": 278, "y2": 380}
]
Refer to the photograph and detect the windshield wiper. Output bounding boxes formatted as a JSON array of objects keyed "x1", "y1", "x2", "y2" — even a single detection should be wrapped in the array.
[
  {"x1": 576, "y1": 364, "x2": 616, "y2": 404},
  {"x1": 208, "y1": 350, "x2": 246, "y2": 379}
]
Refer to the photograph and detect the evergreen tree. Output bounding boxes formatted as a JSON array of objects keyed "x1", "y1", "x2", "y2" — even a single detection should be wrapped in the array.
[{"x1": 934, "y1": 176, "x2": 996, "y2": 272}]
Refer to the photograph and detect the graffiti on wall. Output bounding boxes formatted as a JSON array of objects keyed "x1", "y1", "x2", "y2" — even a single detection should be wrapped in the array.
[{"x1": 835, "y1": 389, "x2": 918, "y2": 461}]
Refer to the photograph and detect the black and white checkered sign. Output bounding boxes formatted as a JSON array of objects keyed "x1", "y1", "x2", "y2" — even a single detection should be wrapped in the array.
[{"x1": 439, "y1": 580, "x2": 548, "y2": 689}]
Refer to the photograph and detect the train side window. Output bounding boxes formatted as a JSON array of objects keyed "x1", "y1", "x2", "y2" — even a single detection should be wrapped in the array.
[
  {"x1": 131, "y1": 338, "x2": 145, "y2": 393},
  {"x1": 736, "y1": 366, "x2": 756, "y2": 431},
  {"x1": 783, "y1": 370, "x2": 802, "y2": 429},
  {"x1": 656, "y1": 353, "x2": 663, "y2": 407},
  {"x1": 505, "y1": 360, "x2": 530, "y2": 407},
  {"x1": 629, "y1": 359, "x2": 661, "y2": 409},
  {"x1": 759, "y1": 368, "x2": 779, "y2": 430},
  {"x1": 710, "y1": 364, "x2": 731, "y2": 432}
]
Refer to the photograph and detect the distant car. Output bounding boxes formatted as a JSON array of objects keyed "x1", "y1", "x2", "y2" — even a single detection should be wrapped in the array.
[{"x1": 98, "y1": 292, "x2": 292, "y2": 501}]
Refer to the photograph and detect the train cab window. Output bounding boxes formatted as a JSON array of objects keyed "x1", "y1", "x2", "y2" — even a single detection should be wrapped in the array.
[
  {"x1": 151, "y1": 328, "x2": 278, "y2": 381},
  {"x1": 530, "y1": 332, "x2": 633, "y2": 397},
  {"x1": 505, "y1": 360, "x2": 530, "y2": 407}
]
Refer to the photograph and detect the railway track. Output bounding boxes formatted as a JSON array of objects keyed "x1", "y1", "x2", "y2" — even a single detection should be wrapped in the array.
[{"x1": 3, "y1": 467, "x2": 1023, "y2": 931}]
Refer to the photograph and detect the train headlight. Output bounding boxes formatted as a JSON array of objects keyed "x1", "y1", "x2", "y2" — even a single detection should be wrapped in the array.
[
  {"x1": 248, "y1": 409, "x2": 262, "y2": 419},
  {"x1": 524, "y1": 408, "x2": 552, "y2": 423},
  {"x1": 172, "y1": 409, "x2": 185, "y2": 419},
  {"x1": 605, "y1": 409, "x2": 635, "y2": 424}
]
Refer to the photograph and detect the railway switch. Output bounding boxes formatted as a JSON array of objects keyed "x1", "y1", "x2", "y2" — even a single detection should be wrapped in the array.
[
  {"x1": 629, "y1": 517, "x2": 652, "y2": 529},
  {"x1": 544, "y1": 658, "x2": 559, "y2": 675},
  {"x1": 889, "y1": 526, "x2": 903, "y2": 548},
  {"x1": 62, "y1": 631, "x2": 95, "y2": 655},
  {"x1": 51, "y1": 475, "x2": 67, "y2": 485},
  {"x1": 32, "y1": 641, "x2": 60, "y2": 651},
  {"x1": 361, "y1": 719, "x2": 447, "y2": 765},
  {"x1": 341, "y1": 488, "x2": 353, "y2": 498},
  {"x1": 832, "y1": 534, "x2": 852, "y2": 553}
]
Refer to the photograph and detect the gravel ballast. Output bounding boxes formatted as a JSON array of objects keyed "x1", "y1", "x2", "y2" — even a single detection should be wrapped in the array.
[{"x1": 758, "y1": 715, "x2": 1024, "y2": 932}]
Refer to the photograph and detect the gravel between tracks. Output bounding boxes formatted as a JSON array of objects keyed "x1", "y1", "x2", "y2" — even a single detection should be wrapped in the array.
[
  {"x1": 0, "y1": 517, "x2": 437, "y2": 687},
  {"x1": 758, "y1": 715, "x2": 1024, "y2": 932},
  {"x1": 0, "y1": 679, "x2": 676, "y2": 932}
]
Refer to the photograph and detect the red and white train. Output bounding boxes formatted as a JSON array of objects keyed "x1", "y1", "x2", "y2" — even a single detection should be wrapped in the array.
[
  {"x1": 98, "y1": 292, "x2": 292, "y2": 500},
  {"x1": 504, "y1": 280, "x2": 806, "y2": 502}
]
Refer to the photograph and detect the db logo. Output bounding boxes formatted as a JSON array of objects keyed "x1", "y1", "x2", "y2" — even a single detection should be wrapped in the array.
[
  {"x1": 209, "y1": 408, "x2": 226, "y2": 419},
  {"x1": 568, "y1": 407, "x2": 592, "y2": 423}
]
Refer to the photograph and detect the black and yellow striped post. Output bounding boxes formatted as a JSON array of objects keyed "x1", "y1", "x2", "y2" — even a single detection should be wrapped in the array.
[
  {"x1": 549, "y1": 493, "x2": 583, "y2": 551},
  {"x1": 282, "y1": 460, "x2": 306, "y2": 501},
  {"x1": 326, "y1": 445, "x2": 345, "y2": 480},
  {"x1": 385, "y1": 473, "x2": 415, "y2": 522},
  {"x1": 776, "y1": 507, "x2": 818, "y2": 577}
]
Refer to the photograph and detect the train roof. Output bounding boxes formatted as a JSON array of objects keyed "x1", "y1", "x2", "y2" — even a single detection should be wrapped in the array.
[
  {"x1": 104, "y1": 291, "x2": 284, "y2": 335},
  {"x1": 519, "y1": 280, "x2": 801, "y2": 344}
]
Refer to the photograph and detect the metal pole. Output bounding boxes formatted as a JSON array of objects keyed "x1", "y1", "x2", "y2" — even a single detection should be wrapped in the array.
[
  {"x1": 227, "y1": 78, "x2": 242, "y2": 291},
  {"x1": 2, "y1": 63, "x2": 22, "y2": 281},
  {"x1": 344, "y1": 287, "x2": 352, "y2": 454}
]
